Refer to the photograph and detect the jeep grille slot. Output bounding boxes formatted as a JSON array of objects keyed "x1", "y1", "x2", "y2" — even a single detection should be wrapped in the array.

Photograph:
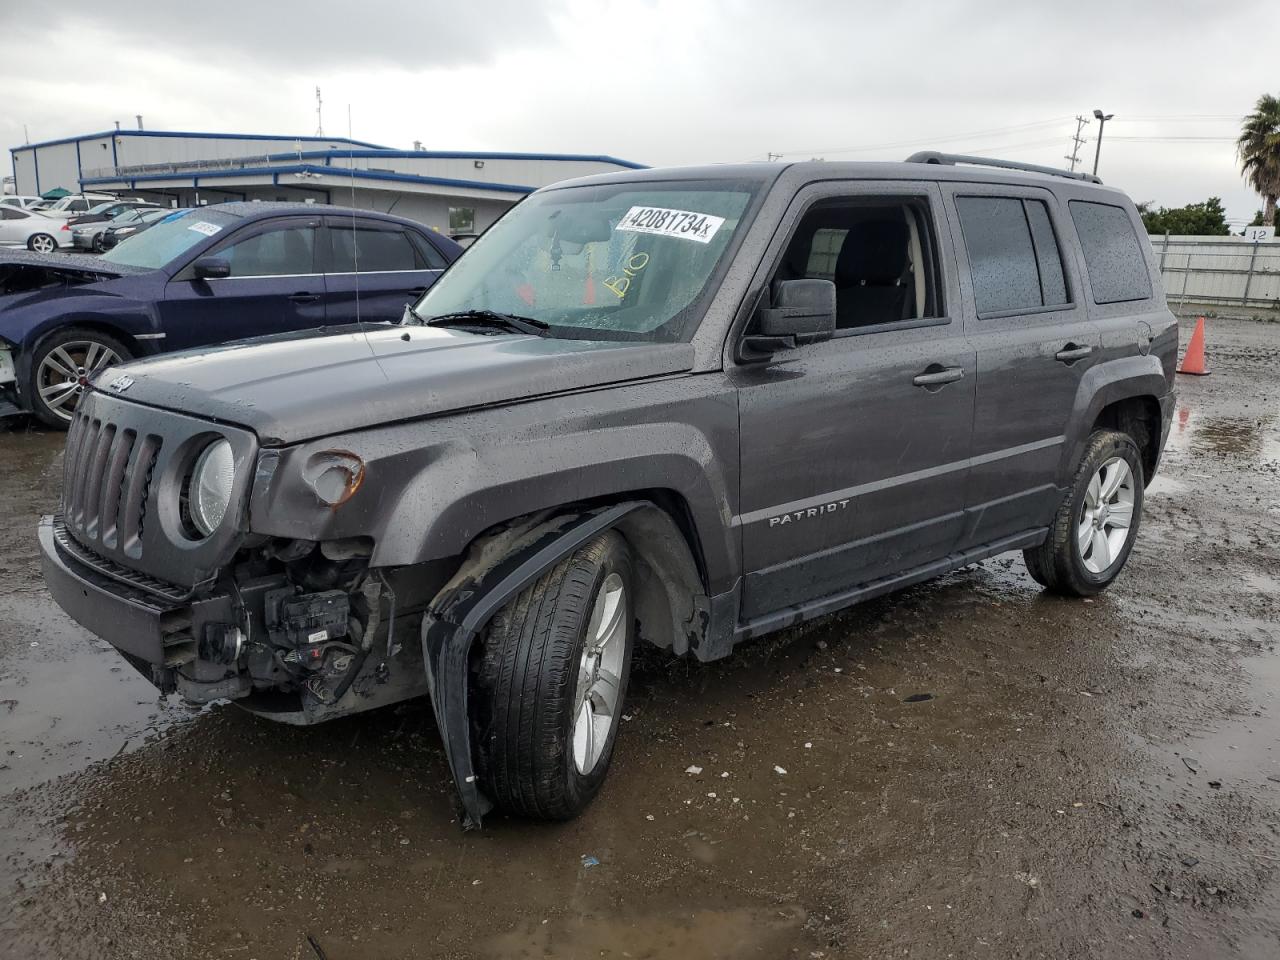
[{"x1": 62, "y1": 411, "x2": 161, "y2": 560}]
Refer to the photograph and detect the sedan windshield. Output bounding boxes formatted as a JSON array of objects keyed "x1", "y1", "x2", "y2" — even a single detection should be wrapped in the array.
[
  {"x1": 412, "y1": 179, "x2": 761, "y2": 342},
  {"x1": 100, "y1": 208, "x2": 237, "y2": 270}
]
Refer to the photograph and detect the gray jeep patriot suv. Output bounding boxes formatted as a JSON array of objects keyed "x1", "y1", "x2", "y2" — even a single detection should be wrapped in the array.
[{"x1": 40, "y1": 153, "x2": 1176, "y2": 826}]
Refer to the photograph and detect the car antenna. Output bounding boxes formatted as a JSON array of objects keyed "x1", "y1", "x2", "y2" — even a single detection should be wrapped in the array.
[{"x1": 347, "y1": 103, "x2": 388, "y2": 380}]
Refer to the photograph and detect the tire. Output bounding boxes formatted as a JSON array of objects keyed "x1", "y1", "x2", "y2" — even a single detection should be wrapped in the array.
[
  {"x1": 1023, "y1": 429, "x2": 1144, "y2": 596},
  {"x1": 475, "y1": 530, "x2": 635, "y2": 820},
  {"x1": 92, "y1": 234, "x2": 105, "y2": 253},
  {"x1": 28, "y1": 233, "x2": 57, "y2": 254},
  {"x1": 24, "y1": 327, "x2": 132, "y2": 429}
]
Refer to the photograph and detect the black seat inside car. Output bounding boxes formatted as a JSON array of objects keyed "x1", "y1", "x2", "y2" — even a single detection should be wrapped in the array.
[{"x1": 834, "y1": 218, "x2": 913, "y2": 327}]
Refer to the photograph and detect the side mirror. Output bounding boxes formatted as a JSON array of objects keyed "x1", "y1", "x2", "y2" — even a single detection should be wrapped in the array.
[
  {"x1": 192, "y1": 257, "x2": 231, "y2": 280},
  {"x1": 739, "y1": 278, "x2": 836, "y2": 362}
]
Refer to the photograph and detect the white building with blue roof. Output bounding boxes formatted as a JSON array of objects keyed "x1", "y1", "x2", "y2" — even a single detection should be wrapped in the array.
[{"x1": 9, "y1": 129, "x2": 645, "y2": 235}]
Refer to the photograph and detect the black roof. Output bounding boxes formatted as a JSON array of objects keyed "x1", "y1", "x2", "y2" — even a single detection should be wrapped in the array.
[
  {"x1": 203, "y1": 201, "x2": 412, "y2": 221},
  {"x1": 547, "y1": 158, "x2": 1127, "y2": 200}
]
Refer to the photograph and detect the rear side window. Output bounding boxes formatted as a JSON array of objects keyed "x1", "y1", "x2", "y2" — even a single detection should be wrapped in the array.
[
  {"x1": 956, "y1": 196, "x2": 1071, "y2": 315},
  {"x1": 1069, "y1": 201, "x2": 1152, "y2": 304},
  {"x1": 330, "y1": 225, "x2": 419, "y2": 272}
]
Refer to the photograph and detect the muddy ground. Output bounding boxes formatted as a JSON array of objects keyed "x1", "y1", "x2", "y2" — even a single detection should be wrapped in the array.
[{"x1": 1, "y1": 315, "x2": 1278, "y2": 959}]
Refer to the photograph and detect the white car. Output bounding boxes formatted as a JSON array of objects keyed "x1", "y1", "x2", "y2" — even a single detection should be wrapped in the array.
[
  {"x1": 0, "y1": 206, "x2": 73, "y2": 253},
  {"x1": 0, "y1": 195, "x2": 44, "y2": 210},
  {"x1": 38, "y1": 193, "x2": 119, "y2": 220}
]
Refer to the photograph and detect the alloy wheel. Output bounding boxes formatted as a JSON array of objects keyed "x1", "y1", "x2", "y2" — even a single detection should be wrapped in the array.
[
  {"x1": 1078, "y1": 456, "x2": 1135, "y2": 574},
  {"x1": 571, "y1": 572, "x2": 627, "y2": 775},
  {"x1": 36, "y1": 340, "x2": 122, "y2": 421}
]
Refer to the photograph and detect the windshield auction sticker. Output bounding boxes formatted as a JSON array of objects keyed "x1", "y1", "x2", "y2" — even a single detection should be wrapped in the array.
[
  {"x1": 616, "y1": 206, "x2": 725, "y2": 244},
  {"x1": 187, "y1": 221, "x2": 223, "y2": 237}
]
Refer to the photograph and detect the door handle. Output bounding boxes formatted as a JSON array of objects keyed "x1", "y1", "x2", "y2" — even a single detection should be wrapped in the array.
[
  {"x1": 912, "y1": 366, "x2": 965, "y2": 388},
  {"x1": 288, "y1": 293, "x2": 321, "y2": 304},
  {"x1": 1055, "y1": 343, "x2": 1094, "y2": 363}
]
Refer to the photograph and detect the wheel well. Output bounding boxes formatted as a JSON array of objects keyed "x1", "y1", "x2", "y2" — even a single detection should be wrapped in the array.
[
  {"x1": 1092, "y1": 396, "x2": 1161, "y2": 481},
  {"x1": 27, "y1": 320, "x2": 138, "y2": 368},
  {"x1": 456, "y1": 491, "x2": 711, "y2": 657}
]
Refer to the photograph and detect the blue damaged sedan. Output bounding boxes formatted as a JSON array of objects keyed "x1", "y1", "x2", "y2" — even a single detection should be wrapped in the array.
[{"x1": 0, "y1": 203, "x2": 461, "y2": 426}]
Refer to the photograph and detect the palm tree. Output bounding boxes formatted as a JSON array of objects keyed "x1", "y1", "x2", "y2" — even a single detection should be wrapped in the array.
[{"x1": 1238, "y1": 94, "x2": 1280, "y2": 227}]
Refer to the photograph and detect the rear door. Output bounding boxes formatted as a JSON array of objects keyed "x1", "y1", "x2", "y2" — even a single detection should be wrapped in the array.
[
  {"x1": 732, "y1": 181, "x2": 976, "y2": 620},
  {"x1": 941, "y1": 184, "x2": 1100, "y2": 547},
  {"x1": 159, "y1": 216, "x2": 324, "y2": 350},
  {"x1": 322, "y1": 217, "x2": 448, "y2": 324}
]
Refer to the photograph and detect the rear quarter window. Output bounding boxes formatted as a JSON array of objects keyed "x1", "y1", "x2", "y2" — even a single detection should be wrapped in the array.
[{"x1": 1068, "y1": 200, "x2": 1152, "y2": 304}]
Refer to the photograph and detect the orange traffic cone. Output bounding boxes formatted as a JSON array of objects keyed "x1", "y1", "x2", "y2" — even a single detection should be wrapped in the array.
[{"x1": 1177, "y1": 316, "x2": 1210, "y2": 376}]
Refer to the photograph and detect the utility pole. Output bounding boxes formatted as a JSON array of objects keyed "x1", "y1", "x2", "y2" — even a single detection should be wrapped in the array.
[
  {"x1": 315, "y1": 86, "x2": 324, "y2": 137},
  {"x1": 766, "y1": 152, "x2": 782, "y2": 162},
  {"x1": 1064, "y1": 115, "x2": 1089, "y2": 172},
  {"x1": 136, "y1": 114, "x2": 144, "y2": 131},
  {"x1": 1092, "y1": 108, "x2": 1114, "y2": 176}
]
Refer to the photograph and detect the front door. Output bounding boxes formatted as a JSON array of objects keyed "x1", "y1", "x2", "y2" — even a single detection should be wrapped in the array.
[
  {"x1": 733, "y1": 182, "x2": 976, "y2": 621},
  {"x1": 159, "y1": 217, "x2": 325, "y2": 350},
  {"x1": 941, "y1": 186, "x2": 1101, "y2": 547}
]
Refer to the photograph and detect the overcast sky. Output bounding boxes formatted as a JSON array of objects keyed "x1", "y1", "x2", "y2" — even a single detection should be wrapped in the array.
[{"x1": 1, "y1": 0, "x2": 1273, "y2": 224}]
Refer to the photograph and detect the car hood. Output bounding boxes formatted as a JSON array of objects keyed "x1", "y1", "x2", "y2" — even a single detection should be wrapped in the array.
[
  {"x1": 0, "y1": 248, "x2": 147, "y2": 276},
  {"x1": 100, "y1": 324, "x2": 697, "y2": 445},
  {"x1": 0, "y1": 250, "x2": 152, "y2": 317}
]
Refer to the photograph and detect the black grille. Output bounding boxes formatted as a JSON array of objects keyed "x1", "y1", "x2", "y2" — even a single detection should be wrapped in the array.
[
  {"x1": 51, "y1": 516, "x2": 192, "y2": 604},
  {"x1": 63, "y1": 411, "x2": 162, "y2": 560}
]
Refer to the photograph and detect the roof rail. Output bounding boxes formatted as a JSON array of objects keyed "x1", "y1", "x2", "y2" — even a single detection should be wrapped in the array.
[{"x1": 904, "y1": 151, "x2": 1103, "y2": 185}]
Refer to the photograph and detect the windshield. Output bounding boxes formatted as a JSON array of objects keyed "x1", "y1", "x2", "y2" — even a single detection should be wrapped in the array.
[
  {"x1": 413, "y1": 179, "x2": 760, "y2": 342},
  {"x1": 101, "y1": 208, "x2": 237, "y2": 270}
]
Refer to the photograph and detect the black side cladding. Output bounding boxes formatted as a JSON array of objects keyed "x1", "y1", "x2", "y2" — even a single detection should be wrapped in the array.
[{"x1": 420, "y1": 501, "x2": 644, "y2": 828}]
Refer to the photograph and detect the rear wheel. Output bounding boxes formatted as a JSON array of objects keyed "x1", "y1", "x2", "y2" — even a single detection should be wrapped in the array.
[
  {"x1": 25, "y1": 328, "x2": 131, "y2": 429},
  {"x1": 28, "y1": 233, "x2": 57, "y2": 254},
  {"x1": 475, "y1": 530, "x2": 635, "y2": 820},
  {"x1": 1024, "y1": 429, "x2": 1144, "y2": 596}
]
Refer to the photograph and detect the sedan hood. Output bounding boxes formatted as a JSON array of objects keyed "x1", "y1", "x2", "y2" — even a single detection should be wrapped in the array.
[
  {"x1": 0, "y1": 250, "x2": 151, "y2": 317},
  {"x1": 100, "y1": 324, "x2": 696, "y2": 445}
]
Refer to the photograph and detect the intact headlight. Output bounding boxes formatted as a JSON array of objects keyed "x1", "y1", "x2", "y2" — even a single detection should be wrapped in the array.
[{"x1": 189, "y1": 439, "x2": 235, "y2": 536}]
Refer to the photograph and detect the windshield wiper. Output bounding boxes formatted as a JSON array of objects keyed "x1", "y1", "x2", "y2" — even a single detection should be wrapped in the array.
[{"x1": 425, "y1": 309, "x2": 550, "y2": 337}]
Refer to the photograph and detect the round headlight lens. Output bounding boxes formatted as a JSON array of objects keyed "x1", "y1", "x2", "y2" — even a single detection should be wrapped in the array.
[{"x1": 189, "y1": 439, "x2": 235, "y2": 536}]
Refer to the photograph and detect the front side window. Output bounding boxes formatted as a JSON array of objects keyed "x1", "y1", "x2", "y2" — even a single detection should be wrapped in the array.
[
  {"x1": 1069, "y1": 200, "x2": 1152, "y2": 304},
  {"x1": 218, "y1": 225, "x2": 316, "y2": 277},
  {"x1": 414, "y1": 179, "x2": 761, "y2": 342},
  {"x1": 956, "y1": 196, "x2": 1072, "y2": 315},
  {"x1": 769, "y1": 197, "x2": 942, "y2": 330}
]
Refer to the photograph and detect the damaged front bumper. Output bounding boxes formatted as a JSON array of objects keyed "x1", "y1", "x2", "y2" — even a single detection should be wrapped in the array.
[{"x1": 38, "y1": 516, "x2": 429, "y2": 723}]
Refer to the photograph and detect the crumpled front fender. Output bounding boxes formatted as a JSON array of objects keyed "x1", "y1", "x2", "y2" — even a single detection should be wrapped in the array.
[{"x1": 420, "y1": 501, "x2": 644, "y2": 828}]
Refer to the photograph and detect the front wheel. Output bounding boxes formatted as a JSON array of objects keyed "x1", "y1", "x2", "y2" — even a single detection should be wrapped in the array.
[
  {"x1": 1024, "y1": 429, "x2": 1144, "y2": 596},
  {"x1": 475, "y1": 530, "x2": 635, "y2": 820},
  {"x1": 25, "y1": 328, "x2": 131, "y2": 429}
]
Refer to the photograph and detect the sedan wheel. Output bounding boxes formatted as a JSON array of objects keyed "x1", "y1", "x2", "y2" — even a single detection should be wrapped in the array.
[
  {"x1": 28, "y1": 233, "x2": 57, "y2": 254},
  {"x1": 35, "y1": 339, "x2": 123, "y2": 423}
]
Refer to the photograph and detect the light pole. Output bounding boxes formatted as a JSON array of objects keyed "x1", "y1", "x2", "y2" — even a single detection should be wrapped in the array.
[{"x1": 1092, "y1": 108, "x2": 1114, "y2": 176}]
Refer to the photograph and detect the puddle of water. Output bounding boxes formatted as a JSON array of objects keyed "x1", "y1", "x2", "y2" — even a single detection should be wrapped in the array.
[{"x1": 481, "y1": 904, "x2": 808, "y2": 960}]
